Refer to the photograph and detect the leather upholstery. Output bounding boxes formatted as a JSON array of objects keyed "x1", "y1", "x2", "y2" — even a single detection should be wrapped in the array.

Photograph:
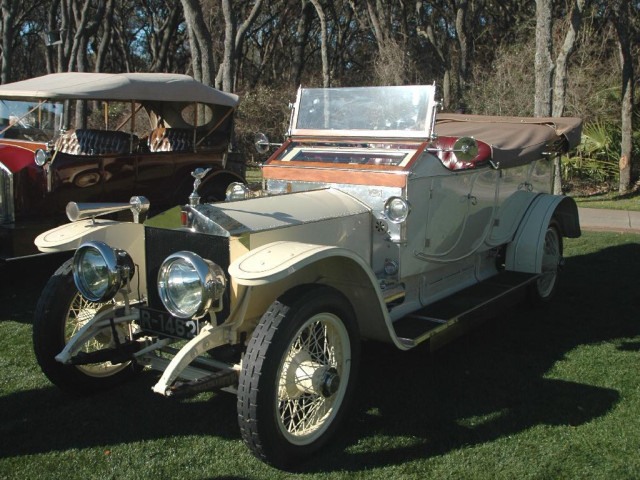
[
  {"x1": 57, "y1": 129, "x2": 138, "y2": 155},
  {"x1": 148, "y1": 126, "x2": 194, "y2": 152}
]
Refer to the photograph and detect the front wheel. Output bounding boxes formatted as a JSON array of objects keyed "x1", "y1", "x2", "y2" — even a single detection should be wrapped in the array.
[
  {"x1": 32, "y1": 259, "x2": 139, "y2": 395},
  {"x1": 237, "y1": 285, "x2": 360, "y2": 467}
]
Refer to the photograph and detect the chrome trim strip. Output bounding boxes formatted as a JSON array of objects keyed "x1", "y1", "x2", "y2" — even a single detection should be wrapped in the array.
[{"x1": 0, "y1": 161, "x2": 15, "y2": 223}]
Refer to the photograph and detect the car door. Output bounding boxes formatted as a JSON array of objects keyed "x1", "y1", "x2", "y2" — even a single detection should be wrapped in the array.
[{"x1": 421, "y1": 168, "x2": 498, "y2": 262}]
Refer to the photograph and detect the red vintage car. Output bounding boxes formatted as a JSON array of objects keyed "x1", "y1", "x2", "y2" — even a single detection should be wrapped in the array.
[{"x1": 0, "y1": 72, "x2": 245, "y2": 262}]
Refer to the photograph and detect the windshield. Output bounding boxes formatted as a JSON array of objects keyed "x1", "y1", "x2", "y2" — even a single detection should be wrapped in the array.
[
  {"x1": 0, "y1": 100, "x2": 64, "y2": 142},
  {"x1": 292, "y1": 85, "x2": 437, "y2": 138}
]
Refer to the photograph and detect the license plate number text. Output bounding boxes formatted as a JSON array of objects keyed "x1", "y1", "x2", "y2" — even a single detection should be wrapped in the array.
[{"x1": 139, "y1": 308, "x2": 200, "y2": 340}]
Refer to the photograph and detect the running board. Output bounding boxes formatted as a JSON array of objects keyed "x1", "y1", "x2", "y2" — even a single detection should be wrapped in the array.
[{"x1": 392, "y1": 271, "x2": 538, "y2": 349}]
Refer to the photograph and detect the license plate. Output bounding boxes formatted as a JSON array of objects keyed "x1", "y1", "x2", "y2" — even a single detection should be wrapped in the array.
[{"x1": 138, "y1": 307, "x2": 201, "y2": 340}]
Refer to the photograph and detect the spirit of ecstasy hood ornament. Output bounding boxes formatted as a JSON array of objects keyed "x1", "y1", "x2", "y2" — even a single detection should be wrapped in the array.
[{"x1": 189, "y1": 167, "x2": 211, "y2": 206}]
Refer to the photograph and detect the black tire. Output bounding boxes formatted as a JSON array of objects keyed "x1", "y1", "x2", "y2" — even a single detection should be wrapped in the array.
[
  {"x1": 528, "y1": 221, "x2": 563, "y2": 305},
  {"x1": 198, "y1": 181, "x2": 227, "y2": 204},
  {"x1": 237, "y1": 285, "x2": 361, "y2": 467},
  {"x1": 32, "y1": 258, "x2": 139, "y2": 395}
]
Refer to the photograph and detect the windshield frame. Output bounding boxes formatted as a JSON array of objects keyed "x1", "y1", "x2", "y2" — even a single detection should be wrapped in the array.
[{"x1": 289, "y1": 85, "x2": 438, "y2": 139}]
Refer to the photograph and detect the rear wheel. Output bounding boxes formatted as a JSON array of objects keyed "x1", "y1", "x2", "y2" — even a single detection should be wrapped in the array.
[
  {"x1": 237, "y1": 286, "x2": 360, "y2": 467},
  {"x1": 33, "y1": 259, "x2": 139, "y2": 395},
  {"x1": 529, "y1": 221, "x2": 563, "y2": 304}
]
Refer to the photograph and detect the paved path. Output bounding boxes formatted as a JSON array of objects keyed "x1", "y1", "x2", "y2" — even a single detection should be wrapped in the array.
[{"x1": 578, "y1": 207, "x2": 640, "y2": 234}]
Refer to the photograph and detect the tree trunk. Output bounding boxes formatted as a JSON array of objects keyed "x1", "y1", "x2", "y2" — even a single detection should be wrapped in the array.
[
  {"x1": 45, "y1": 0, "x2": 60, "y2": 74},
  {"x1": 417, "y1": 23, "x2": 451, "y2": 108},
  {"x1": 67, "y1": 1, "x2": 89, "y2": 71},
  {"x1": 534, "y1": 0, "x2": 554, "y2": 117},
  {"x1": 552, "y1": 0, "x2": 584, "y2": 117},
  {"x1": 310, "y1": 0, "x2": 330, "y2": 87},
  {"x1": 364, "y1": 0, "x2": 387, "y2": 50},
  {"x1": 59, "y1": 0, "x2": 72, "y2": 73},
  {"x1": 65, "y1": 0, "x2": 106, "y2": 72},
  {"x1": 455, "y1": 0, "x2": 469, "y2": 107},
  {"x1": 64, "y1": 1, "x2": 106, "y2": 127},
  {"x1": 551, "y1": 0, "x2": 585, "y2": 195},
  {"x1": 144, "y1": 1, "x2": 183, "y2": 72},
  {"x1": 0, "y1": 0, "x2": 19, "y2": 84},
  {"x1": 234, "y1": 0, "x2": 263, "y2": 65},
  {"x1": 214, "y1": 0, "x2": 263, "y2": 91},
  {"x1": 221, "y1": 0, "x2": 236, "y2": 92},
  {"x1": 534, "y1": 0, "x2": 557, "y2": 194},
  {"x1": 94, "y1": 0, "x2": 115, "y2": 72},
  {"x1": 113, "y1": 21, "x2": 133, "y2": 73},
  {"x1": 291, "y1": 0, "x2": 314, "y2": 87},
  {"x1": 613, "y1": 0, "x2": 634, "y2": 194},
  {"x1": 181, "y1": 0, "x2": 215, "y2": 86}
]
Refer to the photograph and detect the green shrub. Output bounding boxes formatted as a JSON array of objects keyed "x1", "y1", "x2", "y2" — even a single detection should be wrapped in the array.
[
  {"x1": 563, "y1": 121, "x2": 620, "y2": 184},
  {"x1": 563, "y1": 119, "x2": 640, "y2": 187},
  {"x1": 233, "y1": 85, "x2": 296, "y2": 165}
]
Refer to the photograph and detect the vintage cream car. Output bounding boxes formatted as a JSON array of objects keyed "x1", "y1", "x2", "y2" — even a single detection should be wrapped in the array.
[{"x1": 32, "y1": 85, "x2": 582, "y2": 467}]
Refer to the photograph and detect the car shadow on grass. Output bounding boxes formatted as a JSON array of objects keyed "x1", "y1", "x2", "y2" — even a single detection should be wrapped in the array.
[
  {"x1": 0, "y1": 372, "x2": 240, "y2": 458},
  {"x1": 1, "y1": 243, "x2": 638, "y2": 473},
  {"x1": 0, "y1": 252, "x2": 71, "y2": 324},
  {"x1": 297, "y1": 241, "x2": 639, "y2": 473}
]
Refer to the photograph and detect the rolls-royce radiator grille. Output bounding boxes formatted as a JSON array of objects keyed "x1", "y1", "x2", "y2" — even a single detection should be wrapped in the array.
[{"x1": 144, "y1": 226, "x2": 231, "y2": 319}]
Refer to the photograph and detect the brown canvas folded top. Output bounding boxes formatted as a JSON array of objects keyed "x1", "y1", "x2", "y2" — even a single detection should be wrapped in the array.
[{"x1": 435, "y1": 113, "x2": 583, "y2": 167}]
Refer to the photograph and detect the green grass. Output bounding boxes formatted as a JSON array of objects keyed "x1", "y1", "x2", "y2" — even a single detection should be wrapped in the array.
[
  {"x1": 145, "y1": 206, "x2": 181, "y2": 229},
  {"x1": 2, "y1": 232, "x2": 640, "y2": 479},
  {"x1": 245, "y1": 165, "x2": 263, "y2": 186},
  {"x1": 571, "y1": 188, "x2": 640, "y2": 211}
]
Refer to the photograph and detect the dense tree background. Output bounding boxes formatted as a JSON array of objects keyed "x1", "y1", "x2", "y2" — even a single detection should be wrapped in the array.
[{"x1": 0, "y1": 0, "x2": 638, "y2": 192}]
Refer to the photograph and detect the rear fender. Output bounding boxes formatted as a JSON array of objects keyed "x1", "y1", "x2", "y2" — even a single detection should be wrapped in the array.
[
  {"x1": 505, "y1": 194, "x2": 580, "y2": 274},
  {"x1": 229, "y1": 241, "x2": 408, "y2": 349}
]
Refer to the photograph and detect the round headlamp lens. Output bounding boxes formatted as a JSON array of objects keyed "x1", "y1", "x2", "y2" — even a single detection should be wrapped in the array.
[
  {"x1": 158, "y1": 252, "x2": 226, "y2": 319},
  {"x1": 76, "y1": 246, "x2": 111, "y2": 300},
  {"x1": 161, "y1": 258, "x2": 203, "y2": 318},
  {"x1": 384, "y1": 197, "x2": 411, "y2": 223},
  {"x1": 73, "y1": 241, "x2": 133, "y2": 302},
  {"x1": 34, "y1": 149, "x2": 48, "y2": 166}
]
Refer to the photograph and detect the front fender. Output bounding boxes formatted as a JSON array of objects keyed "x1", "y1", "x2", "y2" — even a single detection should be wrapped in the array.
[
  {"x1": 34, "y1": 219, "x2": 147, "y2": 296},
  {"x1": 230, "y1": 241, "x2": 356, "y2": 285},
  {"x1": 229, "y1": 241, "x2": 409, "y2": 349}
]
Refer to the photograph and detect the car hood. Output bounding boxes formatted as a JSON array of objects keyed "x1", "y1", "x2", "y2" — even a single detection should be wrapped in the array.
[{"x1": 187, "y1": 188, "x2": 371, "y2": 237}]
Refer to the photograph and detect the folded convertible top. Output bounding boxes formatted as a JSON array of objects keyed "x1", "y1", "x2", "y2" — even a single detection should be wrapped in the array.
[{"x1": 435, "y1": 113, "x2": 583, "y2": 168}]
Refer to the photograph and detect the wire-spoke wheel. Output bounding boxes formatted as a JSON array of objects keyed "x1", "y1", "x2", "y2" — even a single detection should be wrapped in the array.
[
  {"x1": 33, "y1": 258, "x2": 139, "y2": 395},
  {"x1": 63, "y1": 291, "x2": 130, "y2": 378},
  {"x1": 529, "y1": 221, "x2": 563, "y2": 305},
  {"x1": 276, "y1": 311, "x2": 350, "y2": 444},
  {"x1": 237, "y1": 285, "x2": 360, "y2": 467}
]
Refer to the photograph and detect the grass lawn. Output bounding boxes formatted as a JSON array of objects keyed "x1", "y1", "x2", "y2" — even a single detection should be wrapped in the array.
[
  {"x1": 245, "y1": 164, "x2": 263, "y2": 186},
  {"x1": 571, "y1": 188, "x2": 640, "y2": 211},
  {"x1": 1, "y1": 231, "x2": 639, "y2": 479}
]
